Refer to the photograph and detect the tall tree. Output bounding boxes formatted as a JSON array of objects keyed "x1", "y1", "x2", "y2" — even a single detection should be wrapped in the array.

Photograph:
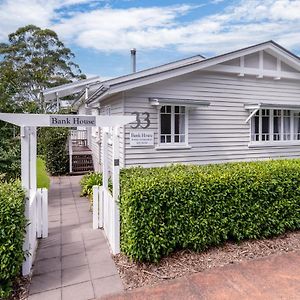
[{"x1": 0, "y1": 24, "x2": 86, "y2": 112}]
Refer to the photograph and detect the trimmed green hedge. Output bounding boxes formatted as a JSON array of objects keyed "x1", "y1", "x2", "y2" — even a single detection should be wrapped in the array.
[
  {"x1": 0, "y1": 180, "x2": 26, "y2": 298},
  {"x1": 120, "y1": 160, "x2": 300, "y2": 262},
  {"x1": 39, "y1": 127, "x2": 69, "y2": 175}
]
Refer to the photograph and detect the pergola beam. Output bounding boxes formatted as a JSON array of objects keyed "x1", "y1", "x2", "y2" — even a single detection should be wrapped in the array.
[{"x1": 0, "y1": 113, "x2": 135, "y2": 128}]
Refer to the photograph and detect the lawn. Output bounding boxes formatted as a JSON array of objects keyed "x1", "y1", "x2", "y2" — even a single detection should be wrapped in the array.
[{"x1": 37, "y1": 157, "x2": 50, "y2": 189}]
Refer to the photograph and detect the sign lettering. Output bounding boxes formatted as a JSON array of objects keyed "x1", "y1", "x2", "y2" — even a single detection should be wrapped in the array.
[
  {"x1": 130, "y1": 131, "x2": 154, "y2": 147},
  {"x1": 50, "y1": 116, "x2": 96, "y2": 127}
]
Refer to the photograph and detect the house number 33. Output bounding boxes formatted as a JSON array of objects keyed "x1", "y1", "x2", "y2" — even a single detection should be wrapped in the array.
[{"x1": 131, "y1": 112, "x2": 150, "y2": 129}]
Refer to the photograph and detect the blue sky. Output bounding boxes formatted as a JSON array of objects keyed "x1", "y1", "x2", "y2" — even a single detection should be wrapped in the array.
[{"x1": 0, "y1": 0, "x2": 300, "y2": 80}]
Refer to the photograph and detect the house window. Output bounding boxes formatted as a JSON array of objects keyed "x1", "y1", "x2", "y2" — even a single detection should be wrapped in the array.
[
  {"x1": 251, "y1": 109, "x2": 300, "y2": 142},
  {"x1": 160, "y1": 105, "x2": 186, "y2": 144}
]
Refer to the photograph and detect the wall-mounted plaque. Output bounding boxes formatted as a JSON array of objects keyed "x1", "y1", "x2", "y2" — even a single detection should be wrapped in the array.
[{"x1": 130, "y1": 131, "x2": 154, "y2": 147}]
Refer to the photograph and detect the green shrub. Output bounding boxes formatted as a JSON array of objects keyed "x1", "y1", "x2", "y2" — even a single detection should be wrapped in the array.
[
  {"x1": 39, "y1": 127, "x2": 69, "y2": 175},
  {"x1": 0, "y1": 126, "x2": 21, "y2": 180},
  {"x1": 0, "y1": 180, "x2": 26, "y2": 298},
  {"x1": 120, "y1": 160, "x2": 300, "y2": 262},
  {"x1": 80, "y1": 172, "x2": 103, "y2": 199}
]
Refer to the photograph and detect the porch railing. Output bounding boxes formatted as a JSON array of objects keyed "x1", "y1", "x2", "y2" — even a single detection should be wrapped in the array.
[{"x1": 70, "y1": 129, "x2": 87, "y2": 146}]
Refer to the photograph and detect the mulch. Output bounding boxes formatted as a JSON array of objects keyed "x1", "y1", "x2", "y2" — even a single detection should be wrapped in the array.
[
  {"x1": 5, "y1": 276, "x2": 31, "y2": 300},
  {"x1": 113, "y1": 230, "x2": 300, "y2": 290}
]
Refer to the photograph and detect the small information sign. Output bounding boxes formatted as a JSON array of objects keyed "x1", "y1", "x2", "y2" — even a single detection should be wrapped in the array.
[
  {"x1": 50, "y1": 115, "x2": 96, "y2": 127},
  {"x1": 130, "y1": 131, "x2": 154, "y2": 147}
]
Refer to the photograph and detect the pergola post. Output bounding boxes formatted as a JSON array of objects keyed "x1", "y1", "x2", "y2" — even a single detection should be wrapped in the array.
[
  {"x1": 29, "y1": 127, "x2": 37, "y2": 191},
  {"x1": 102, "y1": 128, "x2": 109, "y2": 191},
  {"x1": 21, "y1": 126, "x2": 30, "y2": 192},
  {"x1": 112, "y1": 126, "x2": 120, "y2": 254}
]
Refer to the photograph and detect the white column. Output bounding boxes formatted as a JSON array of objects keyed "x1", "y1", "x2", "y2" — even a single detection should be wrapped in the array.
[
  {"x1": 29, "y1": 127, "x2": 37, "y2": 191},
  {"x1": 69, "y1": 134, "x2": 73, "y2": 173},
  {"x1": 102, "y1": 128, "x2": 109, "y2": 190},
  {"x1": 21, "y1": 126, "x2": 30, "y2": 192},
  {"x1": 111, "y1": 126, "x2": 120, "y2": 254},
  {"x1": 21, "y1": 126, "x2": 31, "y2": 275}
]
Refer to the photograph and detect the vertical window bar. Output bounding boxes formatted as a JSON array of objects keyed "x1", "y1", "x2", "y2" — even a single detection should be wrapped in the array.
[
  {"x1": 171, "y1": 106, "x2": 175, "y2": 144},
  {"x1": 291, "y1": 111, "x2": 294, "y2": 140},
  {"x1": 259, "y1": 109, "x2": 262, "y2": 142},
  {"x1": 270, "y1": 109, "x2": 273, "y2": 142},
  {"x1": 185, "y1": 107, "x2": 188, "y2": 145},
  {"x1": 280, "y1": 109, "x2": 284, "y2": 141},
  {"x1": 158, "y1": 106, "x2": 161, "y2": 145}
]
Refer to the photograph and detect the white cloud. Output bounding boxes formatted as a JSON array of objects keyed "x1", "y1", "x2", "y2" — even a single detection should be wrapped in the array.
[{"x1": 0, "y1": 0, "x2": 299, "y2": 57}]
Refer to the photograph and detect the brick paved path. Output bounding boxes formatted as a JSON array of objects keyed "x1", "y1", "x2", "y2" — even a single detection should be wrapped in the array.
[
  {"x1": 28, "y1": 176, "x2": 123, "y2": 300},
  {"x1": 105, "y1": 250, "x2": 300, "y2": 300}
]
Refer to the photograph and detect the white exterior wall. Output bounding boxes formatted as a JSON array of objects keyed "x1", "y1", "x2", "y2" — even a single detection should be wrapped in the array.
[
  {"x1": 92, "y1": 95, "x2": 124, "y2": 172},
  {"x1": 122, "y1": 71, "x2": 300, "y2": 167}
]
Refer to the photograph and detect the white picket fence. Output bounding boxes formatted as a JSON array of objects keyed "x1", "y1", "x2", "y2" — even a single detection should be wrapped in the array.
[
  {"x1": 93, "y1": 186, "x2": 120, "y2": 254},
  {"x1": 22, "y1": 188, "x2": 48, "y2": 275}
]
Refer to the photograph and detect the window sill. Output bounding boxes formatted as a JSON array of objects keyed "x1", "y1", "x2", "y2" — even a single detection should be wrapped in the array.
[
  {"x1": 155, "y1": 145, "x2": 191, "y2": 150},
  {"x1": 248, "y1": 141, "x2": 300, "y2": 148}
]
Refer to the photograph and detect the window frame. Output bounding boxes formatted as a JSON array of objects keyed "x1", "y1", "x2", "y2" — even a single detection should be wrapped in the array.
[
  {"x1": 249, "y1": 108, "x2": 300, "y2": 147},
  {"x1": 157, "y1": 105, "x2": 190, "y2": 150}
]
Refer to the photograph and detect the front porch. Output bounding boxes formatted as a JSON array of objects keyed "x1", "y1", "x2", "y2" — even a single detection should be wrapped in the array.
[{"x1": 69, "y1": 130, "x2": 94, "y2": 174}]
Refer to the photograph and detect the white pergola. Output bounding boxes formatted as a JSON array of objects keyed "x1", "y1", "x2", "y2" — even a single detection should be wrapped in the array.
[{"x1": 0, "y1": 113, "x2": 135, "y2": 275}]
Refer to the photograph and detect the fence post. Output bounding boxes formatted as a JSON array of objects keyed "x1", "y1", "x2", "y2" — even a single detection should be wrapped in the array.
[
  {"x1": 42, "y1": 188, "x2": 48, "y2": 238},
  {"x1": 69, "y1": 134, "x2": 73, "y2": 173},
  {"x1": 112, "y1": 126, "x2": 120, "y2": 254},
  {"x1": 99, "y1": 186, "x2": 104, "y2": 228},
  {"x1": 102, "y1": 129, "x2": 109, "y2": 191},
  {"x1": 93, "y1": 186, "x2": 99, "y2": 229},
  {"x1": 36, "y1": 189, "x2": 42, "y2": 238}
]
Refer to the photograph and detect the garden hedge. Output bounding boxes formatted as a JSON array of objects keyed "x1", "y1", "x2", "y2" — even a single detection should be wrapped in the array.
[
  {"x1": 120, "y1": 160, "x2": 300, "y2": 262},
  {"x1": 0, "y1": 179, "x2": 26, "y2": 298},
  {"x1": 38, "y1": 127, "x2": 69, "y2": 175}
]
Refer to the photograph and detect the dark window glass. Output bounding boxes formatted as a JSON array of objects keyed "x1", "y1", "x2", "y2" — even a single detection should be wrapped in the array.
[{"x1": 161, "y1": 114, "x2": 171, "y2": 134}]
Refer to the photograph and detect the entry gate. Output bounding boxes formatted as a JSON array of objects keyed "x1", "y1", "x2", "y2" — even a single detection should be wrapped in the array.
[
  {"x1": 0, "y1": 113, "x2": 134, "y2": 275},
  {"x1": 92, "y1": 128, "x2": 120, "y2": 254}
]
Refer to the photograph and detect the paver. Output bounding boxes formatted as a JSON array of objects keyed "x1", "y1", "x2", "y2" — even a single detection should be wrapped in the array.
[
  {"x1": 104, "y1": 250, "x2": 300, "y2": 300},
  {"x1": 62, "y1": 281, "x2": 94, "y2": 300},
  {"x1": 29, "y1": 176, "x2": 124, "y2": 299}
]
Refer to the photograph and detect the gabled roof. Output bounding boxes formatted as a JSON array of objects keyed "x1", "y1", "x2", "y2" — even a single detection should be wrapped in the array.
[
  {"x1": 87, "y1": 41, "x2": 300, "y2": 106},
  {"x1": 41, "y1": 55, "x2": 205, "y2": 103}
]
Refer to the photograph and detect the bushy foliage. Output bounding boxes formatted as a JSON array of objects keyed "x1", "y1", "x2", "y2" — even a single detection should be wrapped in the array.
[
  {"x1": 39, "y1": 127, "x2": 69, "y2": 175},
  {"x1": 80, "y1": 172, "x2": 103, "y2": 198},
  {"x1": 0, "y1": 25, "x2": 86, "y2": 111},
  {"x1": 0, "y1": 179, "x2": 26, "y2": 298},
  {"x1": 120, "y1": 160, "x2": 300, "y2": 262},
  {"x1": 0, "y1": 131, "x2": 20, "y2": 180}
]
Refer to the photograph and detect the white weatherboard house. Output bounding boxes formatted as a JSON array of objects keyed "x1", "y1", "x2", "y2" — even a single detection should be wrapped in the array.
[{"x1": 43, "y1": 41, "x2": 300, "y2": 171}]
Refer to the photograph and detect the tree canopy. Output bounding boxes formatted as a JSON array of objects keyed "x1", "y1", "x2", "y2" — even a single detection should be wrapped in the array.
[
  {"x1": 0, "y1": 24, "x2": 86, "y2": 112},
  {"x1": 0, "y1": 25, "x2": 87, "y2": 179}
]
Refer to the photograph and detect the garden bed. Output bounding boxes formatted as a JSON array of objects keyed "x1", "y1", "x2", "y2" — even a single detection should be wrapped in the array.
[{"x1": 114, "y1": 230, "x2": 300, "y2": 290}]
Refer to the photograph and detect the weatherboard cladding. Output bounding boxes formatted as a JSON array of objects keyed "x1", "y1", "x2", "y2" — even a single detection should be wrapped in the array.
[
  {"x1": 88, "y1": 94, "x2": 124, "y2": 172},
  {"x1": 120, "y1": 70, "x2": 300, "y2": 167},
  {"x1": 79, "y1": 42, "x2": 300, "y2": 169}
]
